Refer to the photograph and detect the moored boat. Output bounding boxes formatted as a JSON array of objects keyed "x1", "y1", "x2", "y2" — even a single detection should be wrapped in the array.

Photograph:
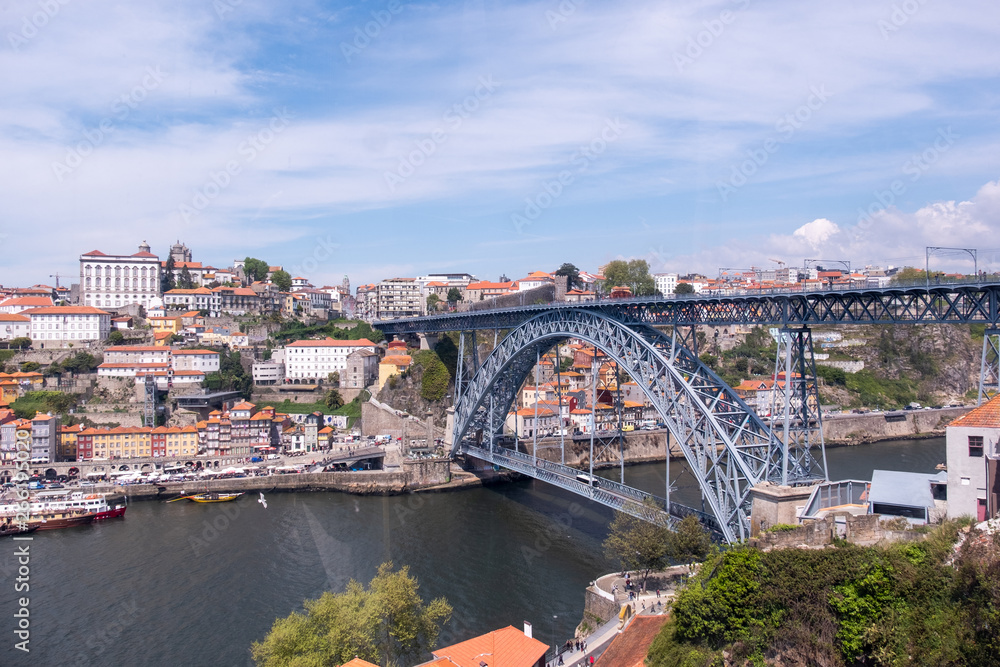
[
  {"x1": 189, "y1": 492, "x2": 244, "y2": 503},
  {"x1": 0, "y1": 523, "x2": 37, "y2": 537},
  {"x1": 30, "y1": 509, "x2": 96, "y2": 531}
]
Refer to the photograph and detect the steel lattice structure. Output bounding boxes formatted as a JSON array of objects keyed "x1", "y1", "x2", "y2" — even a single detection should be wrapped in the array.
[
  {"x1": 449, "y1": 309, "x2": 818, "y2": 543},
  {"x1": 375, "y1": 282, "x2": 1000, "y2": 335},
  {"x1": 770, "y1": 328, "x2": 828, "y2": 485}
]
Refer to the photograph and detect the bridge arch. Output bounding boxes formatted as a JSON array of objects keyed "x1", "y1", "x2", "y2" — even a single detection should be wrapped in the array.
[{"x1": 451, "y1": 309, "x2": 823, "y2": 541}]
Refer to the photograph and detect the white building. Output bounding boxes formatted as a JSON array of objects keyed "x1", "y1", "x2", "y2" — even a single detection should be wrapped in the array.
[
  {"x1": 252, "y1": 361, "x2": 285, "y2": 385},
  {"x1": 163, "y1": 287, "x2": 221, "y2": 317},
  {"x1": 171, "y1": 349, "x2": 221, "y2": 373},
  {"x1": 284, "y1": 338, "x2": 378, "y2": 381},
  {"x1": 376, "y1": 278, "x2": 423, "y2": 319},
  {"x1": 80, "y1": 242, "x2": 162, "y2": 310},
  {"x1": 0, "y1": 313, "x2": 30, "y2": 340},
  {"x1": 104, "y1": 346, "x2": 171, "y2": 365},
  {"x1": 24, "y1": 306, "x2": 111, "y2": 347},
  {"x1": 0, "y1": 296, "x2": 53, "y2": 314},
  {"x1": 946, "y1": 396, "x2": 1000, "y2": 521},
  {"x1": 654, "y1": 273, "x2": 678, "y2": 296}
]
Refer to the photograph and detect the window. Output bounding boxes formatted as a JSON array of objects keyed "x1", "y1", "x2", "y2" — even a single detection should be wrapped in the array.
[{"x1": 969, "y1": 435, "x2": 984, "y2": 457}]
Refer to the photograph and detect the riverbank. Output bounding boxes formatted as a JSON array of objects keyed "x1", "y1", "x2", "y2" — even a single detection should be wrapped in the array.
[{"x1": 83, "y1": 463, "x2": 516, "y2": 500}]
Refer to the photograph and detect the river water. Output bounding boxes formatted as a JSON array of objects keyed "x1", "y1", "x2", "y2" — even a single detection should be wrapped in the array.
[{"x1": 0, "y1": 437, "x2": 945, "y2": 667}]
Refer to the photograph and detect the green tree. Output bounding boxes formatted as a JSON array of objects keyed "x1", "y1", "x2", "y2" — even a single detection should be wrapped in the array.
[
  {"x1": 890, "y1": 266, "x2": 942, "y2": 285},
  {"x1": 601, "y1": 259, "x2": 656, "y2": 296},
  {"x1": 446, "y1": 287, "x2": 463, "y2": 306},
  {"x1": 271, "y1": 269, "x2": 292, "y2": 292},
  {"x1": 62, "y1": 352, "x2": 99, "y2": 373},
  {"x1": 8, "y1": 337, "x2": 32, "y2": 350},
  {"x1": 419, "y1": 353, "x2": 450, "y2": 402},
  {"x1": 674, "y1": 282, "x2": 695, "y2": 295},
  {"x1": 664, "y1": 515, "x2": 713, "y2": 565},
  {"x1": 251, "y1": 561, "x2": 452, "y2": 667},
  {"x1": 162, "y1": 256, "x2": 177, "y2": 292},
  {"x1": 19, "y1": 361, "x2": 41, "y2": 372},
  {"x1": 178, "y1": 266, "x2": 196, "y2": 289},
  {"x1": 107, "y1": 330, "x2": 125, "y2": 345},
  {"x1": 554, "y1": 262, "x2": 581, "y2": 289},
  {"x1": 327, "y1": 371, "x2": 340, "y2": 387},
  {"x1": 324, "y1": 388, "x2": 344, "y2": 410},
  {"x1": 244, "y1": 257, "x2": 270, "y2": 283},
  {"x1": 602, "y1": 500, "x2": 670, "y2": 585},
  {"x1": 426, "y1": 293, "x2": 441, "y2": 313}
]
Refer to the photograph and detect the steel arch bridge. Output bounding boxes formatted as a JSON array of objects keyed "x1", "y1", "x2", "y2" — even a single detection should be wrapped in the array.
[{"x1": 447, "y1": 309, "x2": 822, "y2": 543}]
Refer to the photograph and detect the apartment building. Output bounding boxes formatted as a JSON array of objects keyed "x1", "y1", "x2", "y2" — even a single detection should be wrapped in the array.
[{"x1": 284, "y1": 338, "x2": 378, "y2": 381}]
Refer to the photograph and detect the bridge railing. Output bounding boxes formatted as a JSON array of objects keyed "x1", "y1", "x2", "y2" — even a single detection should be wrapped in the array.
[
  {"x1": 463, "y1": 443, "x2": 723, "y2": 533},
  {"x1": 376, "y1": 276, "x2": 1000, "y2": 330}
]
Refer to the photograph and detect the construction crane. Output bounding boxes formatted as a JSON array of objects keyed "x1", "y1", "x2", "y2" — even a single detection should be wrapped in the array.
[
  {"x1": 769, "y1": 258, "x2": 786, "y2": 268},
  {"x1": 48, "y1": 273, "x2": 63, "y2": 289}
]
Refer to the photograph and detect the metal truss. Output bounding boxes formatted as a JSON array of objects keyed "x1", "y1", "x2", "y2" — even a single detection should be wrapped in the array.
[
  {"x1": 451, "y1": 309, "x2": 793, "y2": 543},
  {"x1": 143, "y1": 375, "x2": 156, "y2": 428},
  {"x1": 376, "y1": 282, "x2": 1000, "y2": 335},
  {"x1": 770, "y1": 328, "x2": 828, "y2": 485},
  {"x1": 979, "y1": 329, "x2": 1000, "y2": 405}
]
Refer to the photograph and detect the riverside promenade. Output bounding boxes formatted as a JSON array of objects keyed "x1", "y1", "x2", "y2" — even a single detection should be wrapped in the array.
[{"x1": 549, "y1": 565, "x2": 693, "y2": 666}]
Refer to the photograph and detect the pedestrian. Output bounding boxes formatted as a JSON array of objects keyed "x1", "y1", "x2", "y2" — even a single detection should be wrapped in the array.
[{"x1": 656, "y1": 588, "x2": 660, "y2": 598}]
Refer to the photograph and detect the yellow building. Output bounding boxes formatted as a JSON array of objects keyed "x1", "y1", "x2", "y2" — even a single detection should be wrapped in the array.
[
  {"x1": 83, "y1": 426, "x2": 152, "y2": 459},
  {"x1": 148, "y1": 315, "x2": 183, "y2": 334},
  {"x1": 157, "y1": 425, "x2": 200, "y2": 457},
  {"x1": 59, "y1": 423, "x2": 84, "y2": 461},
  {"x1": 0, "y1": 378, "x2": 19, "y2": 403},
  {"x1": 378, "y1": 354, "x2": 412, "y2": 389}
]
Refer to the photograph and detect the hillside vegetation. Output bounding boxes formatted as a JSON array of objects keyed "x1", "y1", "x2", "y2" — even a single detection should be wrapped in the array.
[
  {"x1": 697, "y1": 324, "x2": 980, "y2": 409},
  {"x1": 646, "y1": 520, "x2": 999, "y2": 666}
]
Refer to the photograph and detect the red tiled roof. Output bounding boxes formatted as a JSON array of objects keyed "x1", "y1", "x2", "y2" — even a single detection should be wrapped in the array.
[
  {"x1": 23, "y1": 305, "x2": 110, "y2": 316},
  {"x1": 0, "y1": 296, "x2": 53, "y2": 307},
  {"x1": 432, "y1": 626, "x2": 548, "y2": 667},
  {"x1": 949, "y1": 396, "x2": 1000, "y2": 428},
  {"x1": 593, "y1": 615, "x2": 668, "y2": 667}
]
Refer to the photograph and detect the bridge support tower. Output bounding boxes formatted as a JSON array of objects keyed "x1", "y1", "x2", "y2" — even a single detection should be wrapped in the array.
[
  {"x1": 979, "y1": 329, "x2": 1000, "y2": 405},
  {"x1": 771, "y1": 327, "x2": 828, "y2": 486}
]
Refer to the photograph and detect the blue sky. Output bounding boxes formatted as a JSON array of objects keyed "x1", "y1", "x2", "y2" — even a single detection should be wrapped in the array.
[{"x1": 2, "y1": 0, "x2": 1000, "y2": 288}]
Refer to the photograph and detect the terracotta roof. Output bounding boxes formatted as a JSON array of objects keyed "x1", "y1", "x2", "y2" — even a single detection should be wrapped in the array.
[
  {"x1": 231, "y1": 401, "x2": 256, "y2": 410},
  {"x1": 380, "y1": 355, "x2": 412, "y2": 366},
  {"x1": 99, "y1": 363, "x2": 170, "y2": 369},
  {"x1": 23, "y1": 305, "x2": 109, "y2": 316},
  {"x1": 593, "y1": 615, "x2": 667, "y2": 667},
  {"x1": 165, "y1": 287, "x2": 213, "y2": 295},
  {"x1": 81, "y1": 249, "x2": 107, "y2": 256},
  {"x1": 949, "y1": 396, "x2": 1000, "y2": 429},
  {"x1": 340, "y1": 659, "x2": 380, "y2": 667},
  {"x1": 0, "y1": 296, "x2": 53, "y2": 307},
  {"x1": 432, "y1": 626, "x2": 548, "y2": 667},
  {"x1": 0, "y1": 313, "x2": 29, "y2": 322},
  {"x1": 110, "y1": 345, "x2": 166, "y2": 352},
  {"x1": 131, "y1": 251, "x2": 158, "y2": 258},
  {"x1": 172, "y1": 349, "x2": 218, "y2": 355}
]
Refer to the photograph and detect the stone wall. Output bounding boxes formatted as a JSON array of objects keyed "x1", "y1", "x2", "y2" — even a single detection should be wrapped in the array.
[
  {"x1": 582, "y1": 585, "x2": 619, "y2": 628},
  {"x1": 401, "y1": 458, "x2": 451, "y2": 485},
  {"x1": 749, "y1": 514, "x2": 930, "y2": 550},
  {"x1": 824, "y1": 407, "x2": 968, "y2": 445}
]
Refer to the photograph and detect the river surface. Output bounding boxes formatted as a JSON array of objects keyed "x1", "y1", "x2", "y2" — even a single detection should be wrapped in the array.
[{"x1": 0, "y1": 437, "x2": 945, "y2": 667}]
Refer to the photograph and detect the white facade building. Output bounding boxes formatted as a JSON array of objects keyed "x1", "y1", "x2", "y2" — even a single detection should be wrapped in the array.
[
  {"x1": 946, "y1": 396, "x2": 1000, "y2": 521},
  {"x1": 163, "y1": 288, "x2": 221, "y2": 317},
  {"x1": 80, "y1": 242, "x2": 162, "y2": 310},
  {"x1": 284, "y1": 338, "x2": 378, "y2": 380},
  {"x1": 0, "y1": 314, "x2": 30, "y2": 340},
  {"x1": 25, "y1": 306, "x2": 111, "y2": 346},
  {"x1": 171, "y1": 349, "x2": 221, "y2": 372},
  {"x1": 654, "y1": 273, "x2": 678, "y2": 296}
]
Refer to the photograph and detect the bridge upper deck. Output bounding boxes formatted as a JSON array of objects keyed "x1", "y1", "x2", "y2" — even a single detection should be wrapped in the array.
[{"x1": 376, "y1": 280, "x2": 1000, "y2": 334}]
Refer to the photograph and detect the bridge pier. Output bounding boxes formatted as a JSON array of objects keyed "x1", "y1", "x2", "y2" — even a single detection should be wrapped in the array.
[{"x1": 417, "y1": 333, "x2": 439, "y2": 350}]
